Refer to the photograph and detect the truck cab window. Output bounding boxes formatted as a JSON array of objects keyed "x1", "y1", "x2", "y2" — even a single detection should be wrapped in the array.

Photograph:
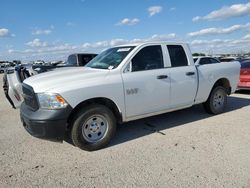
[
  {"x1": 131, "y1": 45, "x2": 164, "y2": 72},
  {"x1": 167, "y1": 45, "x2": 188, "y2": 67}
]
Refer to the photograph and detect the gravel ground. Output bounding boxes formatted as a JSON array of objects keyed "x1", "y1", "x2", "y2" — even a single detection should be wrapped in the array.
[{"x1": 0, "y1": 74, "x2": 250, "y2": 188}]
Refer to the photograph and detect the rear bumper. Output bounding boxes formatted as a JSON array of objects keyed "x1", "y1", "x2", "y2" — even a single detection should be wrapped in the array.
[{"x1": 20, "y1": 103, "x2": 72, "y2": 142}]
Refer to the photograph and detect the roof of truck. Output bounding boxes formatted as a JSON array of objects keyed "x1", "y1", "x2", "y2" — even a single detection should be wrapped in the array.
[
  {"x1": 115, "y1": 41, "x2": 188, "y2": 47},
  {"x1": 70, "y1": 53, "x2": 98, "y2": 56}
]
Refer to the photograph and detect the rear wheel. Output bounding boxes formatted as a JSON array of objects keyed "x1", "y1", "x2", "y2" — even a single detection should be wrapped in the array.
[
  {"x1": 71, "y1": 104, "x2": 116, "y2": 151},
  {"x1": 203, "y1": 86, "x2": 227, "y2": 114}
]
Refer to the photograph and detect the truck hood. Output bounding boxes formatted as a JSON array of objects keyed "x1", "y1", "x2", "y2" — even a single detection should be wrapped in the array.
[{"x1": 24, "y1": 67, "x2": 109, "y2": 93}]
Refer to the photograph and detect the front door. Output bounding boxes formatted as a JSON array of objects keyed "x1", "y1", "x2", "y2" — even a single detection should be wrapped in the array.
[{"x1": 122, "y1": 45, "x2": 171, "y2": 118}]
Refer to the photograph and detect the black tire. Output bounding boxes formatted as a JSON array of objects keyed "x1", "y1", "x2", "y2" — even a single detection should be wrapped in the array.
[
  {"x1": 71, "y1": 104, "x2": 116, "y2": 151},
  {"x1": 203, "y1": 86, "x2": 227, "y2": 114}
]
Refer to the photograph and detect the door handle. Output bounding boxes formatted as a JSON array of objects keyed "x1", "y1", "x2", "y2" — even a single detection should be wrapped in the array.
[
  {"x1": 157, "y1": 75, "x2": 168, "y2": 79},
  {"x1": 186, "y1": 72, "x2": 195, "y2": 76}
]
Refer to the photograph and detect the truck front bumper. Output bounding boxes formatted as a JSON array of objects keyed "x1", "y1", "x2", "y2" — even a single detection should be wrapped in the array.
[{"x1": 20, "y1": 103, "x2": 73, "y2": 142}]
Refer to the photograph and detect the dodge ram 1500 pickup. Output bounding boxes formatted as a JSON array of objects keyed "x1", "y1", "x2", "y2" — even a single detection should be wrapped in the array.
[{"x1": 20, "y1": 42, "x2": 240, "y2": 151}]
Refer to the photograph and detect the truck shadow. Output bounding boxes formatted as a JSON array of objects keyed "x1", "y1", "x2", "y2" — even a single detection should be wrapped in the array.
[
  {"x1": 64, "y1": 95, "x2": 250, "y2": 149},
  {"x1": 109, "y1": 95, "x2": 250, "y2": 148},
  {"x1": 236, "y1": 90, "x2": 250, "y2": 95}
]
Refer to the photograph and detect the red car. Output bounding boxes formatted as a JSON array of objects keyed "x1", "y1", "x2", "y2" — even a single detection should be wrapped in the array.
[{"x1": 238, "y1": 60, "x2": 250, "y2": 90}]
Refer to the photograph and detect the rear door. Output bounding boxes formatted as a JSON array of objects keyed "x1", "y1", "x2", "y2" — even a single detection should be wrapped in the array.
[
  {"x1": 166, "y1": 45, "x2": 198, "y2": 108},
  {"x1": 122, "y1": 45, "x2": 171, "y2": 118}
]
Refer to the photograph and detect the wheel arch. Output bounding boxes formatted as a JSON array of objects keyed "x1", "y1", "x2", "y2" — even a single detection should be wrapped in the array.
[
  {"x1": 211, "y1": 78, "x2": 231, "y2": 95},
  {"x1": 67, "y1": 97, "x2": 123, "y2": 129}
]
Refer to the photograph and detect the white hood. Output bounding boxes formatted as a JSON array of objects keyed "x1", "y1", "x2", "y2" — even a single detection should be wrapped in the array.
[{"x1": 24, "y1": 67, "x2": 109, "y2": 93}]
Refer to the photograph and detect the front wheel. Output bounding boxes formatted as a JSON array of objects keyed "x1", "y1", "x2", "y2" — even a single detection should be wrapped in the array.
[
  {"x1": 203, "y1": 86, "x2": 227, "y2": 114},
  {"x1": 71, "y1": 104, "x2": 117, "y2": 151}
]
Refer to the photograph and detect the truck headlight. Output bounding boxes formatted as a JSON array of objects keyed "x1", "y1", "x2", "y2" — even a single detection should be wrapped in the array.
[{"x1": 37, "y1": 93, "x2": 68, "y2": 109}]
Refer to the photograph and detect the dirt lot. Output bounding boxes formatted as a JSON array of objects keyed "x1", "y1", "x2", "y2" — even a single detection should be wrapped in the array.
[{"x1": 0, "y1": 74, "x2": 250, "y2": 188}]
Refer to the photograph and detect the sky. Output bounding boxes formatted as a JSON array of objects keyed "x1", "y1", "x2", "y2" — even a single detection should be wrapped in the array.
[{"x1": 1, "y1": 0, "x2": 250, "y2": 61}]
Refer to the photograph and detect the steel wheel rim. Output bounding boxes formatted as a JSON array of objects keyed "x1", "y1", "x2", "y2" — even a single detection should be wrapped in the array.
[
  {"x1": 82, "y1": 115, "x2": 109, "y2": 143},
  {"x1": 213, "y1": 89, "x2": 225, "y2": 110}
]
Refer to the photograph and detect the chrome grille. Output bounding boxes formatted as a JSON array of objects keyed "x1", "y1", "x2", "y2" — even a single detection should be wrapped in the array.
[{"x1": 22, "y1": 84, "x2": 39, "y2": 111}]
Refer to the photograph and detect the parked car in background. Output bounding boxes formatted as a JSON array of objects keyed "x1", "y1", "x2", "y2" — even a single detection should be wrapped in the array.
[
  {"x1": 238, "y1": 59, "x2": 250, "y2": 90},
  {"x1": 0, "y1": 65, "x2": 6, "y2": 73},
  {"x1": 193, "y1": 56, "x2": 220, "y2": 65},
  {"x1": 220, "y1": 57, "x2": 239, "y2": 62},
  {"x1": 19, "y1": 42, "x2": 240, "y2": 151},
  {"x1": 3, "y1": 53, "x2": 97, "y2": 108},
  {"x1": 33, "y1": 60, "x2": 45, "y2": 65},
  {"x1": 0, "y1": 63, "x2": 11, "y2": 73},
  {"x1": 239, "y1": 58, "x2": 250, "y2": 62},
  {"x1": 65, "y1": 53, "x2": 97, "y2": 67}
]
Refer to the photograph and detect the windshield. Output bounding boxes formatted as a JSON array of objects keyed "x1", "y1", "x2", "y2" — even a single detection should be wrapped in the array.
[
  {"x1": 86, "y1": 46, "x2": 135, "y2": 69},
  {"x1": 193, "y1": 58, "x2": 198, "y2": 63}
]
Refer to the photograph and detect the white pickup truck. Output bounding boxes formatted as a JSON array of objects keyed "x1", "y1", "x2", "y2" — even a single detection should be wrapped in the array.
[{"x1": 20, "y1": 42, "x2": 240, "y2": 151}]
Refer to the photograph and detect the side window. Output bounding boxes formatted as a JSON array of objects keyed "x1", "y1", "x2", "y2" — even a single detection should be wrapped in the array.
[
  {"x1": 167, "y1": 45, "x2": 188, "y2": 67},
  {"x1": 131, "y1": 45, "x2": 164, "y2": 72}
]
